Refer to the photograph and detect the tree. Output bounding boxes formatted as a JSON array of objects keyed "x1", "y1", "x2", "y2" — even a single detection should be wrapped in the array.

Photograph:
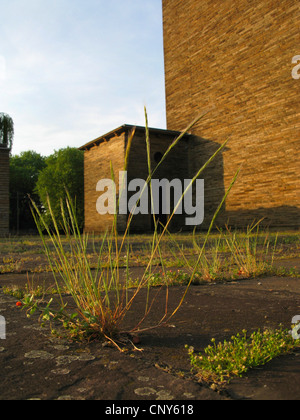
[
  {"x1": 0, "y1": 113, "x2": 14, "y2": 149},
  {"x1": 35, "y1": 147, "x2": 84, "y2": 228},
  {"x1": 10, "y1": 151, "x2": 46, "y2": 231}
]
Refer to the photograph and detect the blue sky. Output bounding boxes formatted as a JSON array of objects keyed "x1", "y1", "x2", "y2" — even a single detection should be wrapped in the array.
[{"x1": 0, "y1": 0, "x2": 166, "y2": 156}]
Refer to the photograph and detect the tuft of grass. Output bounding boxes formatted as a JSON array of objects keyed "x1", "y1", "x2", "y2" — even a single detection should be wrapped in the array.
[
  {"x1": 168, "y1": 222, "x2": 279, "y2": 283},
  {"x1": 21, "y1": 109, "x2": 236, "y2": 349},
  {"x1": 186, "y1": 327, "x2": 300, "y2": 384},
  {"x1": 220, "y1": 222, "x2": 278, "y2": 279}
]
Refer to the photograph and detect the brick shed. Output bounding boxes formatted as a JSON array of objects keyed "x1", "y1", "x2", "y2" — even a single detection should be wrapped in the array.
[
  {"x1": 80, "y1": 125, "x2": 223, "y2": 233},
  {"x1": 163, "y1": 0, "x2": 300, "y2": 228},
  {"x1": 0, "y1": 146, "x2": 10, "y2": 236}
]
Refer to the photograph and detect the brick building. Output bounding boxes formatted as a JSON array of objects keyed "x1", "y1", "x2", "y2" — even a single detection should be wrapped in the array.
[
  {"x1": 0, "y1": 146, "x2": 10, "y2": 236},
  {"x1": 80, "y1": 125, "x2": 199, "y2": 233},
  {"x1": 81, "y1": 0, "x2": 299, "y2": 232},
  {"x1": 163, "y1": 0, "x2": 300, "y2": 228}
]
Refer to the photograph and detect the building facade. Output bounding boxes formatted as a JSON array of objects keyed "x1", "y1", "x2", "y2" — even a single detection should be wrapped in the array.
[
  {"x1": 163, "y1": 0, "x2": 300, "y2": 228},
  {"x1": 80, "y1": 125, "x2": 193, "y2": 233},
  {"x1": 0, "y1": 147, "x2": 10, "y2": 236}
]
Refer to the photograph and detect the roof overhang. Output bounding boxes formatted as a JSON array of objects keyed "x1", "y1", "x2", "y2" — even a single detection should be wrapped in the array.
[{"x1": 79, "y1": 124, "x2": 190, "y2": 151}]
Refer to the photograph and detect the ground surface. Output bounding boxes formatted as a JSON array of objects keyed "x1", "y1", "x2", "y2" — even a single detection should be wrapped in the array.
[{"x1": 0, "y1": 258, "x2": 300, "y2": 401}]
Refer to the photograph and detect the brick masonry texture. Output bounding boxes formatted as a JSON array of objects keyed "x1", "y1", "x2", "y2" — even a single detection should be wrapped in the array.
[
  {"x1": 163, "y1": 0, "x2": 300, "y2": 228},
  {"x1": 0, "y1": 148, "x2": 10, "y2": 236},
  {"x1": 83, "y1": 132, "x2": 125, "y2": 233}
]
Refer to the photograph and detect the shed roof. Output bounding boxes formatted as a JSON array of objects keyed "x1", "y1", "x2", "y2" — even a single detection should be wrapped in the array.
[{"x1": 79, "y1": 124, "x2": 190, "y2": 151}]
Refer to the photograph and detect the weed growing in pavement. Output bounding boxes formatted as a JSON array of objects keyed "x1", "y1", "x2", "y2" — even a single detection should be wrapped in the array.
[
  {"x1": 3, "y1": 284, "x2": 44, "y2": 300},
  {"x1": 128, "y1": 268, "x2": 196, "y2": 288},
  {"x1": 3, "y1": 284, "x2": 63, "y2": 300},
  {"x1": 21, "y1": 109, "x2": 236, "y2": 349},
  {"x1": 165, "y1": 222, "x2": 279, "y2": 283},
  {"x1": 186, "y1": 327, "x2": 300, "y2": 384},
  {"x1": 220, "y1": 222, "x2": 278, "y2": 278}
]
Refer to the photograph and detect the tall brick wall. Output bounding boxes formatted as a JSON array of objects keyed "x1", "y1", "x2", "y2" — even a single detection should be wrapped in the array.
[
  {"x1": 163, "y1": 0, "x2": 300, "y2": 228},
  {"x1": 0, "y1": 147, "x2": 10, "y2": 236}
]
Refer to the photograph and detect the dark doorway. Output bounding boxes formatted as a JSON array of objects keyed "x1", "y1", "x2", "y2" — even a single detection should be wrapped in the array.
[
  {"x1": 154, "y1": 151, "x2": 163, "y2": 164},
  {"x1": 150, "y1": 183, "x2": 168, "y2": 232}
]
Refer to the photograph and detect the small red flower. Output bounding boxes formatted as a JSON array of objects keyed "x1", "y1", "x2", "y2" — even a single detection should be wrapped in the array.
[{"x1": 16, "y1": 301, "x2": 22, "y2": 307}]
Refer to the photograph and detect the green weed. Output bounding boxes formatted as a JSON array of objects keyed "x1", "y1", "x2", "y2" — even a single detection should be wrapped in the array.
[{"x1": 186, "y1": 327, "x2": 300, "y2": 384}]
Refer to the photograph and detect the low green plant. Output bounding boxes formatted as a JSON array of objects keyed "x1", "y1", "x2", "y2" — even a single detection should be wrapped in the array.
[
  {"x1": 186, "y1": 327, "x2": 300, "y2": 383},
  {"x1": 273, "y1": 266, "x2": 300, "y2": 278},
  {"x1": 3, "y1": 286, "x2": 31, "y2": 300},
  {"x1": 2, "y1": 279, "x2": 61, "y2": 300}
]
